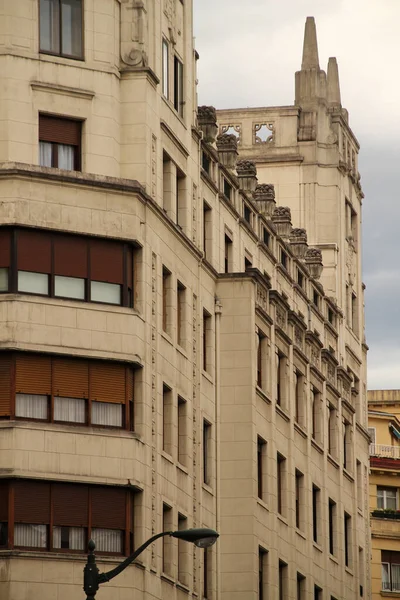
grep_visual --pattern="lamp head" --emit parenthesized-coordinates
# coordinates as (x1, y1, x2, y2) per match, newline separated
(171, 527, 219, 548)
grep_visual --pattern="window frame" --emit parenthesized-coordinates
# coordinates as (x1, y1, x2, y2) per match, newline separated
(39, 0, 84, 61)
(173, 54, 184, 117)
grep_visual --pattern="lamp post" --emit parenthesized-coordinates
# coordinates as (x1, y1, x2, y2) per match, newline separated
(83, 527, 219, 600)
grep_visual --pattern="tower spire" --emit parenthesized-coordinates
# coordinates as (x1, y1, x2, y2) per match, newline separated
(327, 57, 341, 107)
(301, 16, 319, 69)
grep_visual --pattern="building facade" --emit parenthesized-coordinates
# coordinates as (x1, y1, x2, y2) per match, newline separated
(0, 3, 369, 600)
(368, 390, 400, 598)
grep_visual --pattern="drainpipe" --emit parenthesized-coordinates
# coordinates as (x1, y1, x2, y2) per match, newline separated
(214, 296, 222, 598)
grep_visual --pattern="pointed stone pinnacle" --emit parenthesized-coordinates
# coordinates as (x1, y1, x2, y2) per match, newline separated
(301, 16, 319, 70)
(327, 57, 341, 106)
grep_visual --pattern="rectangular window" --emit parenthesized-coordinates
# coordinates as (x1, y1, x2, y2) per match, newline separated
(1, 227, 134, 307)
(314, 585, 322, 600)
(257, 330, 267, 389)
(377, 487, 398, 510)
(277, 453, 286, 516)
(279, 560, 288, 600)
(203, 420, 211, 485)
(162, 384, 173, 457)
(380, 552, 400, 591)
(39, 0, 83, 59)
(178, 513, 188, 585)
(328, 499, 336, 555)
(359, 547, 365, 598)
(202, 151, 211, 175)
(244, 204, 251, 224)
(351, 293, 359, 336)
(294, 370, 304, 425)
(344, 512, 351, 568)
(245, 254, 253, 270)
(356, 461, 362, 510)
(203, 202, 212, 261)
(162, 39, 169, 98)
(328, 404, 337, 457)
(257, 437, 267, 501)
(174, 56, 184, 117)
(263, 227, 270, 247)
(177, 281, 186, 348)
(1, 353, 135, 429)
(259, 547, 268, 600)
(39, 114, 81, 171)
(223, 178, 232, 201)
(297, 573, 306, 600)
(276, 352, 287, 408)
(313, 289, 320, 309)
(203, 310, 212, 373)
(295, 470, 304, 530)
(162, 503, 173, 574)
(297, 269, 304, 288)
(176, 167, 186, 229)
(224, 233, 232, 273)
(311, 387, 322, 443)
(280, 249, 288, 269)
(343, 420, 352, 470)
(162, 266, 172, 335)
(178, 397, 187, 466)
(312, 484, 320, 544)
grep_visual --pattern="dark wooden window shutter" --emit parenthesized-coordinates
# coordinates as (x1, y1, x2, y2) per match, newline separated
(17, 229, 52, 273)
(0, 228, 11, 268)
(54, 235, 88, 278)
(0, 354, 12, 417)
(53, 483, 89, 527)
(39, 115, 81, 146)
(15, 354, 52, 395)
(0, 480, 9, 522)
(89, 362, 126, 404)
(91, 487, 126, 529)
(52, 357, 89, 399)
(90, 239, 124, 284)
(14, 480, 50, 524)
(126, 246, 133, 289)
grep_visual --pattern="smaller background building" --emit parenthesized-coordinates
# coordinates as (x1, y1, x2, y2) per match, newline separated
(369, 390, 400, 597)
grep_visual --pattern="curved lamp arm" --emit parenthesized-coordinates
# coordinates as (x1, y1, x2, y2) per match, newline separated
(98, 531, 170, 584)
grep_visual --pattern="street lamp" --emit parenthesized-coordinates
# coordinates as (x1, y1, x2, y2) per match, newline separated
(83, 527, 219, 600)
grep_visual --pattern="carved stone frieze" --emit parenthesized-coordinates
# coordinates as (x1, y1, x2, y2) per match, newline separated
(294, 325, 304, 350)
(276, 305, 287, 331)
(256, 283, 268, 312)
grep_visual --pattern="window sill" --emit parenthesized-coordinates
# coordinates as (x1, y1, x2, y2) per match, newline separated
(277, 514, 288, 526)
(177, 582, 190, 594)
(257, 498, 269, 512)
(0, 549, 144, 565)
(0, 419, 142, 440)
(161, 99, 187, 129)
(275, 404, 290, 423)
(345, 566, 353, 576)
(176, 344, 188, 360)
(202, 482, 214, 496)
(161, 573, 175, 586)
(294, 422, 307, 438)
(327, 454, 340, 469)
(161, 331, 174, 346)
(311, 438, 324, 454)
(177, 462, 189, 475)
(343, 468, 355, 483)
(256, 386, 271, 404)
(295, 528, 306, 540)
(329, 554, 339, 564)
(201, 370, 214, 384)
(313, 541, 323, 553)
(161, 451, 175, 465)
(381, 592, 400, 597)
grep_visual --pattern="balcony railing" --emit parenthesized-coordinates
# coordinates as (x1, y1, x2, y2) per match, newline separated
(370, 444, 400, 459)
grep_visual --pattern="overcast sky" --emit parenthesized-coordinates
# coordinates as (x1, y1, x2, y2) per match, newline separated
(193, 0, 400, 390)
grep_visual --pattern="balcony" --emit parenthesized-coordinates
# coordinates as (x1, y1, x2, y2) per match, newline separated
(370, 444, 400, 459)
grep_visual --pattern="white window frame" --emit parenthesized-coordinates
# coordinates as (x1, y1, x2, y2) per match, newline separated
(377, 487, 398, 510)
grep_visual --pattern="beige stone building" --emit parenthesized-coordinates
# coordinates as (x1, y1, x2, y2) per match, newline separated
(368, 390, 400, 598)
(0, 3, 369, 600)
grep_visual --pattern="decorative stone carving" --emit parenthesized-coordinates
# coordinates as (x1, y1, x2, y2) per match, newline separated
(254, 123, 274, 144)
(272, 206, 292, 238)
(220, 124, 241, 144)
(305, 247, 323, 279)
(294, 325, 304, 349)
(276, 306, 287, 331)
(256, 283, 268, 312)
(298, 110, 316, 141)
(198, 106, 218, 143)
(252, 183, 276, 218)
(236, 160, 257, 192)
(164, 0, 177, 44)
(289, 227, 308, 259)
(121, 1, 148, 67)
(216, 133, 238, 169)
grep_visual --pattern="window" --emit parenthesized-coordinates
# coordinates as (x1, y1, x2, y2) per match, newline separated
(162, 504, 173, 575)
(314, 585, 322, 600)
(359, 547, 365, 598)
(0, 227, 134, 307)
(313, 289, 320, 309)
(203, 203, 212, 261)
(259, 547, 268, 600)
(162, 266, 172, 334)
(176, 167, 187, 229)
(162, 384, 173, 456)
(294, 370, 305, 425)
(203, 310, 212, 373)
(328, 404, 337, 457)
(257, 437, 267, 501)
(297, 573, 306, 600)
(177, 281, 186, 347)
(174, 56, 184, 117)
(202, 150, 211, 175)
(351, 293, 359, 336)
(162, 39, 169, 98)
(343, 420, 352, 471)
(328, 307, 335, 326)
(178, 513, 188, 585)
(279, 560, 288, 600)
(263, 227, 270, 247)
(223, 178, 232, 201)
(311, 387, 322, 443)
(224, 233, 232, 273)
(39, 114, 81, 171)
(178, 397, 187, 466)
(328, 499, 336, 555)
(276, 351, 287, 408)
(378, 487, 398, 510)
(368, 427, 376, 445)
(295, 470, 304, 530)
(39, 0, 83, 59)
(312, 485, 320, 544)
(0, 479, 134, 554)
(244, 254, 252, 270)
(356, 461, 362, 510)
(203, 420, 211, 485)
(277, 453, 286, 516)
(0, 352, 135, 429)
(280, 249, 288, 269)
(346, 200, 358, 244)
(344, 512, 352, 568)
(244, 204, 251, 224)
(297, 269, 304, 289)
(382, 551, 400, 592)
(257, 330, 267, 390)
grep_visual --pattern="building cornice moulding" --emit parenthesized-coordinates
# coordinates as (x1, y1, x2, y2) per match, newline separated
(30, 81, 95, 100)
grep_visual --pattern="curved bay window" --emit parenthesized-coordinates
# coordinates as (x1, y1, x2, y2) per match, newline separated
(0, 352, 135, 430)
(0, 227, 134, 307)
(0, 479, 134, 555)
